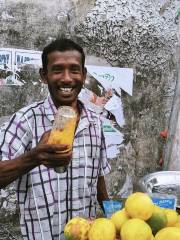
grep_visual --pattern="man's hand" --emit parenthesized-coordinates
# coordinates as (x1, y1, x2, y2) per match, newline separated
(27, 131, 72, 168)
(0, 131, 73, 188)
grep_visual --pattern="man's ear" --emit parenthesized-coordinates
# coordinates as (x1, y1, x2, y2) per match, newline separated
(39, 68, 48, 84)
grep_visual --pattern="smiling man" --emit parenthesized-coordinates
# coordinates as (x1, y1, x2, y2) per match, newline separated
(0, 39, 111, 240)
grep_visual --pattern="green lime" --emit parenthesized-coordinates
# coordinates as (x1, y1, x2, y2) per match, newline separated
(146, 212, 167, 235)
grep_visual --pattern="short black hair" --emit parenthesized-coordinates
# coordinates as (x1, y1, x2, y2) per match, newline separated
(42, 38, 85, 71)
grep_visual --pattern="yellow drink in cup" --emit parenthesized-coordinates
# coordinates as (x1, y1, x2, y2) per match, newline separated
(48, 106, 77, 173)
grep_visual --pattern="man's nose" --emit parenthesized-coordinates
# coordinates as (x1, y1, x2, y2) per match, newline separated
(62, 70, 72, 83)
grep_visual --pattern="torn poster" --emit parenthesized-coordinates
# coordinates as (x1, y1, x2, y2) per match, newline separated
(102, 120, 123, 159)
(79, 88, 125, 158)
(0, 47, 41, 85)
(79, 87, 109, 114)
(104, 94, 125, 127)
(86, 65, 133, 96)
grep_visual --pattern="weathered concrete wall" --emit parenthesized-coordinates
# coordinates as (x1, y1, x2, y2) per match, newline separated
(73, 0, 179, 196)
(0, 0, 95, 49)
(0, 0, 179, 233)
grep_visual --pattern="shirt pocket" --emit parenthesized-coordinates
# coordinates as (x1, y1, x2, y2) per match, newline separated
(75, 126, 102, 159)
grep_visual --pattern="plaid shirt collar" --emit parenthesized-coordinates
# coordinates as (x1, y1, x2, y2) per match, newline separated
(43, 95, 97, 135)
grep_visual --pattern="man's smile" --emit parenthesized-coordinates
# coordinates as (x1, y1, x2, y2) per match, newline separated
(58, 87, 73, 93)
(57, 86, 75, 97)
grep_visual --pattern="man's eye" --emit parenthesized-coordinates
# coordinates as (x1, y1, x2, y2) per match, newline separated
(71, 67, 80, 73)
(53, 68, 63, 73)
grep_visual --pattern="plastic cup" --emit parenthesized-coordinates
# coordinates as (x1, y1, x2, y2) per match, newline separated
(48, 106, 77, 173)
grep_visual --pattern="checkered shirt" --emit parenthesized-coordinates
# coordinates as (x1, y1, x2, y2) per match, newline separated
(0, 95, 111, 240)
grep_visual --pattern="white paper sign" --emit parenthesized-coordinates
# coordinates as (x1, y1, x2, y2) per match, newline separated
(86, 65, 133, 96)
(106, 145, 120, 159)
(102, 121, 123, 159)
(103, 122, 123, 146)
(15, 49, 41, 67)
(104, 94, 125, 127)
(0, 47, 41, 85)
(0, 49, 12, 70)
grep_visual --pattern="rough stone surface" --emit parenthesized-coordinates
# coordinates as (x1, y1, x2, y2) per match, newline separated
(0, 0, 179, 235)
(73, 0, 179, 195)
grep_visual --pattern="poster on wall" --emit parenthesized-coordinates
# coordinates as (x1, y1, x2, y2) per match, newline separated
(79, 66, 133, 158)
(15, 49, 42, 68)
(86, 65, 133, 96)
(0, 47, 41, 86)
(0, 49, 12, 69)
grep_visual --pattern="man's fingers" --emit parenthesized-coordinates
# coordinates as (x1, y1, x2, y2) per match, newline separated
(41, 151, 72, 167)
(49, 150, 72, 159)
(39, 131, 51, 144)
(43, 144, 70, 153)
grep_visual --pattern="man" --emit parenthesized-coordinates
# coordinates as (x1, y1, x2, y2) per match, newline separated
(0, 38, 111, 240)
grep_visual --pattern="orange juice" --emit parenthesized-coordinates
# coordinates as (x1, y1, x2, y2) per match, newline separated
(48, 117, 77, 148)
(48, 106, 77, 173)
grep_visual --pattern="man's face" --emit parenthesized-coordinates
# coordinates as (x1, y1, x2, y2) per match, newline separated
(41, 50, 86, 108)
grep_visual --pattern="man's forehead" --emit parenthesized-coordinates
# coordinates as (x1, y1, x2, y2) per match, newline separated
(46, 50, 83, 67)
(47, 50, 82, 60)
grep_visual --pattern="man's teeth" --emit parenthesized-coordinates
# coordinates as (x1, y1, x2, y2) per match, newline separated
(59, 87, 73, 92)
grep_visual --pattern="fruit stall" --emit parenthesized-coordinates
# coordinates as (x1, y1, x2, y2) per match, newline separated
(64, 171, 180, 240)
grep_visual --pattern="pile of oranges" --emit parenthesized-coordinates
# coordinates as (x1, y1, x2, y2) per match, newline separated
(64, 192, 180, 240)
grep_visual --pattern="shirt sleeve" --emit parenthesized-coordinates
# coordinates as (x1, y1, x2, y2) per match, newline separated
(99, 129, 111, 176)
(0, 113, 32, 161)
